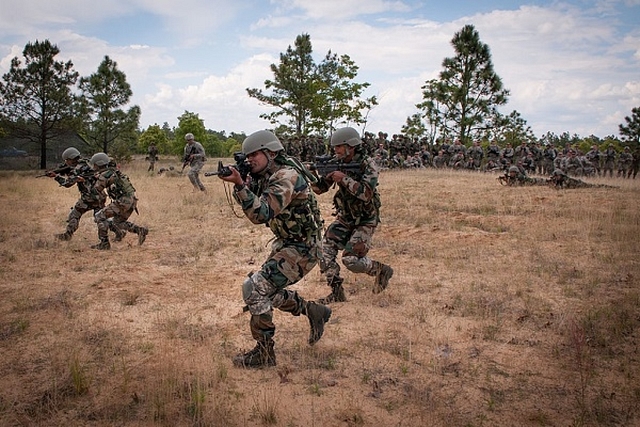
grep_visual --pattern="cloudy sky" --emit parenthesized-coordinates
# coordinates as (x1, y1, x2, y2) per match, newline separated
(1, 0, 639, 138)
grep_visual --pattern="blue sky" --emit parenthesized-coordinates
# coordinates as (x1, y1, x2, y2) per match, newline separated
(1, 0, 639, 138)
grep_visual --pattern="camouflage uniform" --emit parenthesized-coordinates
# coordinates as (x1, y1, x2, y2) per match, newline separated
(92, 158, 148, 249)
(602, 146, 617, 177)
(312, 137, 393, 302)
(617, 147, 633, 178)
(549, 169, 616, 189)
(184, 137, 207, 191)
(54, 158, 107, 241)
(147, 144, 158, 172)
(227, 130, 331, 368)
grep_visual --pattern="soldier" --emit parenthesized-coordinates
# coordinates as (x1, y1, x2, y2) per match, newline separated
(501, 143, 515, 166)
(183, 133, 207, 191)
(90, 153, 148, 250)
(585, 145, 602, 176)
(631, 145, 640, 179)
(147, 143, 158, 172)
(499, 165, 547, 186)
(602, 144, 617, 177)
(542, 143, 558, 175)
(217, 130, 331, 368)
(549, 169, 616, 189)
(617, 146, 633, 178)
(311, 127, 393, 303)
(467, 141, 484, 170)
(49, 147, 116, 241)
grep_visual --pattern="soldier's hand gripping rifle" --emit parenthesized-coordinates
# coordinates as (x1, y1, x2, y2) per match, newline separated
(204, 152, 252, 180)
(309, 154, 362, 178)
(180, 145, 197, 173)
(35, 164, 73, 178)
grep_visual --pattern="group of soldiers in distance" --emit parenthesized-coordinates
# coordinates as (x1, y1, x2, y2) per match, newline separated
(279, 131, 639, 180)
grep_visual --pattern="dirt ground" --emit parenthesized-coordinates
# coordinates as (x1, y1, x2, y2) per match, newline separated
(0, 162, 639, 426)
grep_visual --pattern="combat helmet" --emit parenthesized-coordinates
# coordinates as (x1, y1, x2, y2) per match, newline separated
(242, 130, 284, 155)
(185, 133, 194, 141)
(330, 127, 362, 147)
(90, 152, 110, 168)
(508, 165, 519, 174)
(61, 147, 81, 161)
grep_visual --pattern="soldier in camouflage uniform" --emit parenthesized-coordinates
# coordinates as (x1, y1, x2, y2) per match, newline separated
(90, 153, 149, 250)
(617, 146, 633, 178)
(50, 147, 114, 241)
(217, 130, 331, 368)
(602, 144, 617, 177)
(183, 133, 207, 191)
(311, 127, 393, 303)
(498, 165, 548, 186)
(549, 169, 617, 189)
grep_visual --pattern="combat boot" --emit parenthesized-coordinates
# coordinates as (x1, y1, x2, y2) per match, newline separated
(113, 230, 126, 242)
(232, 340, 276, 368)
(317, 276, 347, 304)
(305, 301, 332, 345)
(373, 262, 393, 294)
(55, 231, 72, 241)
(91, 238, 111, 250)
(137, 227, 148, 245)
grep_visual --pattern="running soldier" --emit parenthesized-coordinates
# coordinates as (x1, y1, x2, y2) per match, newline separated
(217, 130, 331, 368)
(147, 143, 158, 172)
(90, 153, 148, 250)
(48, 147, 118, 242)
(311, 127, 393, 303)
(183, 133, 207, 191)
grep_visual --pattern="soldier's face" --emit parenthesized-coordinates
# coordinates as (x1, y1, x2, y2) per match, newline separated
(334, 144, 352, 161)
(247, 150, 270, 174)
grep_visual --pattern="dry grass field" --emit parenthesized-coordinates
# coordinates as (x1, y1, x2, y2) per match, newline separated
(0, 159, 639, 427)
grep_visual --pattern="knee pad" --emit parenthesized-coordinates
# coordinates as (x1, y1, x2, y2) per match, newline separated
(342, 255, 369, 273)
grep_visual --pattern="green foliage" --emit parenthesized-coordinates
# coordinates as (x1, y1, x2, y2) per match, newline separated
(0, 39, 79, 169)
(619, 106, 640, 145)
(78, 55, 140, 156)
(416, 25, 509, 144)
(247, 33, 375, 137)
(174, 111, 207, 155)
(139, 124, 171, 154)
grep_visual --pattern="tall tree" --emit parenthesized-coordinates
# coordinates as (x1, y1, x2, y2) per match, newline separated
(416, 25, 509, 144)
(487, 110, 536, 145)
(619, 106, 640, 145)
(313, 51, 377, 135)
(0, 39, 79, 169)
(247, 33, 374, 137)
(78, 55, 140, 155)
(247, 34, 316, 137)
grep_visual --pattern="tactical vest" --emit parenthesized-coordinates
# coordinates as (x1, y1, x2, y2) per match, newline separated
(105, 168, 136, 199)
(254, 155, 323, 243)
(332, 154, 381, 225)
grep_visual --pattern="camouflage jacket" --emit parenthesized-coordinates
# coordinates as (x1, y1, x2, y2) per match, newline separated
(233, 160, 322, 244)
(94, 167, 137, 203)
(313, 151, 381, 226)
(54, 159, 105, 205)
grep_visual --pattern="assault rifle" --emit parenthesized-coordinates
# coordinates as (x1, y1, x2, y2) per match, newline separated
(181, 144, 197, 173)
(309, 155, 362, 178)
(35, 164, 73, 178)
(204, 152, 251, 180)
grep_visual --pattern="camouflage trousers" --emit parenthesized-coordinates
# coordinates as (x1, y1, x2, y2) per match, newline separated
(65, 198, 104, 235)
(243, 238, 320, 342)
(94, 196, 142, 240)
(320, 220, 377, 282)
(188, 160, 206, 191)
